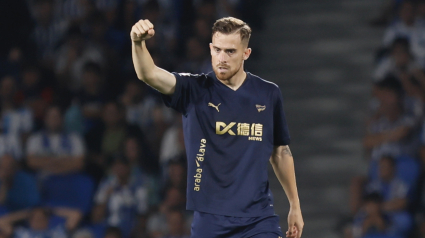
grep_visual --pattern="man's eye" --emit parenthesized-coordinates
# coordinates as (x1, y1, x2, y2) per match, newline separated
(227, 50, 235, 54)
(215, 48, 220, 52)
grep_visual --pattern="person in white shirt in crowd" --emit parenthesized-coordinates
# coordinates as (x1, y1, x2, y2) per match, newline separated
(26, 105, 85, 176)
(30, 0, 70, 64)
(91, 156, 149, 238)
(0, 76, 33, 138)
(0, 134, 23, 161)
(374, 38, 422, 82)
(159, 116, 185, 166)
(365, 77, 420, 162)
(382, 1, 416, 47)
(55, 26, 104, 92)
(120, 80, 157, 132)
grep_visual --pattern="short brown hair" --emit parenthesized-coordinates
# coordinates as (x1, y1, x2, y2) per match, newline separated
(212, 17, 252, 45)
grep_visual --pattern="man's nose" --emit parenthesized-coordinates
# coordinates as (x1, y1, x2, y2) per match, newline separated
(218, 51, 227, 63)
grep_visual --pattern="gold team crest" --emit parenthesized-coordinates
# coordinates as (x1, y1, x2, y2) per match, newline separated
(256, 104, 266, 112)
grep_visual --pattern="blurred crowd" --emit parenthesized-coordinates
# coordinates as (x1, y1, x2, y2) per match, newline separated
(345, 1, 425, 238)
(0, 0, 266, 238)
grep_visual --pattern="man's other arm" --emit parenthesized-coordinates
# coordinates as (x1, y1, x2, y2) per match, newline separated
(270, 145, 304, 238)
(131, 19, 176, 95)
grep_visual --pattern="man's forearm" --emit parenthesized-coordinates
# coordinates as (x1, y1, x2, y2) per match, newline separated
(27, 156, 55, 170)
(132, 41, 156, 82)
(131, 41, 176, 95)
(270, 145, 300, 208)
(363, 126, 410, 148)
(47, 156, 84, 174)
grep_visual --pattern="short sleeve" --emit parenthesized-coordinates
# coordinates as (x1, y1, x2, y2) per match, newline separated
(272, 86, 291, 145)
(94, 179, 113, 204)
(161, 73, 205, 116)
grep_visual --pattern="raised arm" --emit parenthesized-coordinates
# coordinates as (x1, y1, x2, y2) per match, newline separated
(131, 19, 176, 95)
(270, 145, 304, 238)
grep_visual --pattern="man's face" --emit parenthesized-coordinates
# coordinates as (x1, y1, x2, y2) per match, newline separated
(379, 157, 395, 181)
(103, 103, 122, 127)
(400, 2, 415, 25)
(45, 107, 62, 132)
(210, 32, 251, 81)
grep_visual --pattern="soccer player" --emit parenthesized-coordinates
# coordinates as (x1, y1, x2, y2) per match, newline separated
(131, 17, 304, 238)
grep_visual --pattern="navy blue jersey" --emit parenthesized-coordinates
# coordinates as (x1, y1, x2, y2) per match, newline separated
(161, 71, 290, 217)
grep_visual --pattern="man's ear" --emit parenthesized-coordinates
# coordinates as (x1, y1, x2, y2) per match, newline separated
(209, 43, 213, 55)
(243, 48, 252, 60)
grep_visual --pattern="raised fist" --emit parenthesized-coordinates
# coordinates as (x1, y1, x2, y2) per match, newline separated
(130, 19, 155, 42)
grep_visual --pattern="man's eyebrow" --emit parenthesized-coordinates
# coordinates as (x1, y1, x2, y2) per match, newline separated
(213, 46, 236, 51)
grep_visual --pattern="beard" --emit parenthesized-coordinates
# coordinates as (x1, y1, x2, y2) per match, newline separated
(213, 63, 242, 81)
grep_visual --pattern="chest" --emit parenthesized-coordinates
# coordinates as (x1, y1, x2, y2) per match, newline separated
(191, 86, 273, 140)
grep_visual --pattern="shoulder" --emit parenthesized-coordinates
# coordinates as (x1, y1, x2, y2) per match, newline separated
(248, 72, 280, 90)
(173, 72, 214, 87)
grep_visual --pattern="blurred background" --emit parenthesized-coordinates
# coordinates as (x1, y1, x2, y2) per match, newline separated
(0, 0, 424, 237)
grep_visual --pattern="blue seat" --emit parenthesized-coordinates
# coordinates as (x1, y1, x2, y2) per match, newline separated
(41, 173, 95, 214)
(395, 155, 420, 187)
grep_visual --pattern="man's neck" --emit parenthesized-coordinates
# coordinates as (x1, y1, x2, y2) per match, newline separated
(218, 69, 247, 91)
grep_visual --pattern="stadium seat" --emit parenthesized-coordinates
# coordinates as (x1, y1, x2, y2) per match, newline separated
(41, 173, 95, 214)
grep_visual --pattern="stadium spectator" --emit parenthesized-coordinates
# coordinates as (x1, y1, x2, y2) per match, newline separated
(162, 161, 186, 194)
(120, 81, 157, 133)
(129, 215, 149, 238)
(75, 62, 106, 132)
(159, 117, 185, 166)
(104, 226, 122, 238)
(31, 0, 69, 64)
(400, 73, 425, 122)
(26, 105, 85, 176)
(348, 193, 390, 238)
(162, 209, 189, 238)
(143, 105, 171, 159)
(147, 187, 186, 238)
(0, 76, 33, 137)
(374, 38, 418, 81)
(176, 37, 211, 74)
(85, 102, 151, 181)
(55, 25, 104, 91)
(17, 64, 54, 130)
(364, 76, 420, 162)
(366, 156, 410, 213)
(0, 134, 23, 160)
(0, 155, 40, 213)
(91, 157, 149, 238)
(123, 136, 160, 206)
(0, 207, 81, 238)
(382, 1, 417, 47)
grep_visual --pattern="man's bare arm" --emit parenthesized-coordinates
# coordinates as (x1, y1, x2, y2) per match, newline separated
(363, 126, 410, 149)
(131, 19, 176, 95)
(270, 145, 304, 238)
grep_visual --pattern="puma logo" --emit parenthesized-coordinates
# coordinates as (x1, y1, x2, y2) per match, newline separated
(256, 104, 266, 112)
(208, 102, 221, 112)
